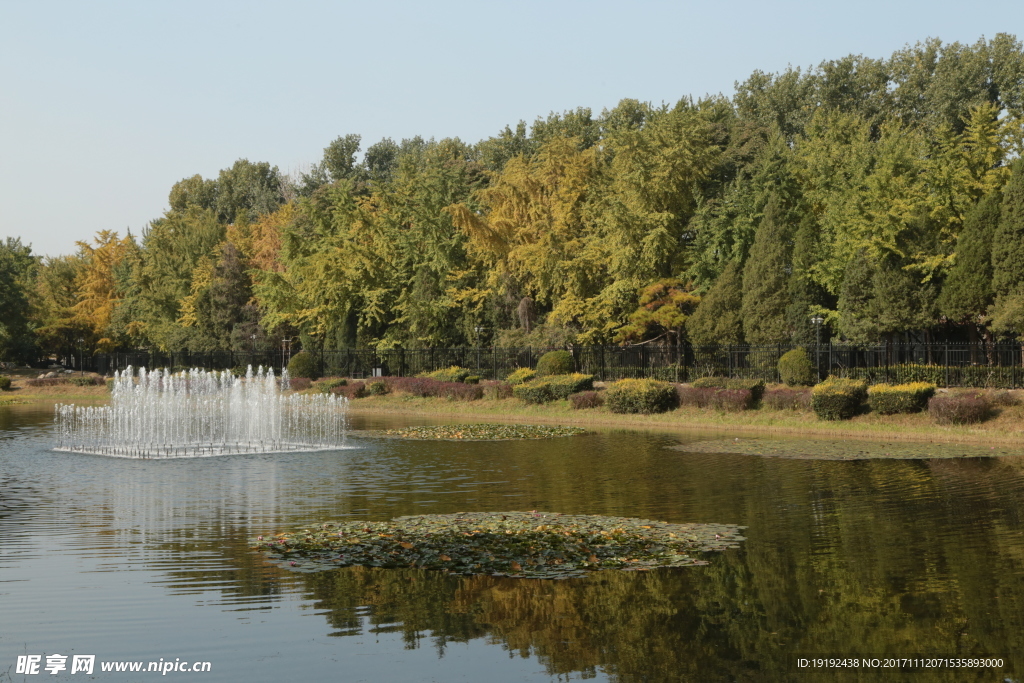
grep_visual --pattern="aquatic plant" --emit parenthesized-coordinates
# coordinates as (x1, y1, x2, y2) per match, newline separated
(254, 511, 745, 578)
(379, 424, 584, 440)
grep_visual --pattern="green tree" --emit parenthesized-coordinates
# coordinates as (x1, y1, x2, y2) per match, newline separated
(939, 190, 1001, 337)
(687, 261, 744, 346)
(0, 238, 38, 362)
(741, 196, 791, 343)
(991, 161, 1024, 338)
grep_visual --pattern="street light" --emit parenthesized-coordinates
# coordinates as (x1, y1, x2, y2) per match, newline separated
(77, 337, 85, 376)
(810, 316, 824, 380)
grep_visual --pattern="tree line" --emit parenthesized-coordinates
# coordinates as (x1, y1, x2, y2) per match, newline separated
(3, 35, 1024, 365)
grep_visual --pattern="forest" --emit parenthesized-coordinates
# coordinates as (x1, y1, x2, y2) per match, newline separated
(2, 34, 1024, 364)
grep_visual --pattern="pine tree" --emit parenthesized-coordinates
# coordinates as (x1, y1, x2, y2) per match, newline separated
(837, 252, 878, 343)
(687, 260, 744, 346)
(741, 196, 791, 344)
(786, 214, 832, 343)
(991, 161, 1024, 337)
(938, 190, 1001, 331)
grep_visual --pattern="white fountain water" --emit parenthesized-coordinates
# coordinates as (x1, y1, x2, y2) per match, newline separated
(54, 365, 348, 458)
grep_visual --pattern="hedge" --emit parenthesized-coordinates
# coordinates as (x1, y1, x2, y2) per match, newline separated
(536, 350, 573, 376)
(690, 377, 765, 402)
(811, 377, 867, 420)
(928, 393, 992, 425)
(421, 366, 472, 383)
(505, 368, 537, 385)
(763, 387, 812, 411)
(570, 390, 604, 409)
(316, 378, 348, 393)
(513, 382, 554, 404)
(545, 373, 594, 399)
(287, 352, 319, 380)
(778, 348, 816, 386)
(867, 382, 936, 414)
(605, 379, 679, 414)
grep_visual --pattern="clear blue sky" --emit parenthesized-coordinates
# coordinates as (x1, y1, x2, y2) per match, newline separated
(2, 0, 1022, 257)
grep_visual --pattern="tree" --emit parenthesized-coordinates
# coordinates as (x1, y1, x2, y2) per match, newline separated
(939, 190, 1001, 336)
(991, 161, 1024, 338)
(614, 279, 700, 344)
(786, 215, 833, 343)
(0, 238, 38, 362)
(216, 159, 285, 224)
(741, 196, 791, 343)
(687, 261, 744, 346)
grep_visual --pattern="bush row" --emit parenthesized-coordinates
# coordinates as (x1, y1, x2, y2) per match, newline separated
(866, 382, 936, 415)
(605, 379, 679, 414)
(512, 374, 595, 404)
(676, 386, 756, 411)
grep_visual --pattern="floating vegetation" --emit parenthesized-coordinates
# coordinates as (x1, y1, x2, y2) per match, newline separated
(0, 398, 31, 406)
(674, 437, 1024, 460)
(374, 424, 586, 441)
(254, 511, 745, 578)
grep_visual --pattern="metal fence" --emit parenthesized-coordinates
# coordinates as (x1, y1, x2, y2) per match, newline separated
(91, 342, 1024, 388)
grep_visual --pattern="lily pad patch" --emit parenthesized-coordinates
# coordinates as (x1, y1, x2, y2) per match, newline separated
(254, 511, 745, 578)
(373, 424, 586, 441)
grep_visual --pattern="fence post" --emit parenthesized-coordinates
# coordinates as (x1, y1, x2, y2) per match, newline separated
(944, 344, 949, 388)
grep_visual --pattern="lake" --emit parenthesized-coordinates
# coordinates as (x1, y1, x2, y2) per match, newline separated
(2, 403, 1023, 682)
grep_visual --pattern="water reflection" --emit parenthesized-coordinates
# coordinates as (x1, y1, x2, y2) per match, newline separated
(2, 405, 1024, 681)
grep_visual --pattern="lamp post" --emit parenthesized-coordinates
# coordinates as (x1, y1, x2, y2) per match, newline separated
(250, 334, 257, 368)
(77, 337, 85, 376)
(810, 316, 824, 380)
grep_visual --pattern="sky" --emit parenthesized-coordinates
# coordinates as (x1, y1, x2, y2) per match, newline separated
(2, 0, 1022, 257)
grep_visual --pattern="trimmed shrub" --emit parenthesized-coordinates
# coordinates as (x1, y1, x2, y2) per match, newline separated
(0, 376, 11, 391)
(545, 373, 594, 400)
(464, 376, 480, 385)
(26, 377, 69, 387)
(778, 348, 816, 386)
(288, 377, 312, 392)
(368, 380, 389, 396)
(482, 381, 513, 400)
(332, 381, 366, 399)
(287, 351, 319, 380)
(929, 393, 992, 425)
(570, 390, 604, 409)
(677, 385, 755, 411)
(422, 366, 472, 383)
(690, 377, 764, 402)
(811, 377, 867, 420)
(505, 367, 537, 385)
(536, 350, 573, 376)
(513, 381, 554, 404)
(605, 379, 679, 414)
(763, 387, 812, 411)
(438, 382, 483, 401)
(68, 376, 104, 387)
(867, 382, 936, 415)
(988, 390, 1021, 407)
(316, 378, 348, 393)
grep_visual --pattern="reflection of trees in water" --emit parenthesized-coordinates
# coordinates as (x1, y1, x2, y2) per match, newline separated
(286, 457, 1024, 682)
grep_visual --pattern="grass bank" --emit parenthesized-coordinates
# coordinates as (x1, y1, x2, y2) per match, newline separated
(344, 392, 1024, 446)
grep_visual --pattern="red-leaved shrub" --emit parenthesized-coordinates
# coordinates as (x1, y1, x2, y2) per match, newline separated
(676, 385, 755, 411)
(482, 381, 513, 400)
(763, 387, 812, 411)
(928, 393, 991, 425)
(570, 390, 604, 409)
(333, 381, 366, 399)
(288, 377, 312, 391)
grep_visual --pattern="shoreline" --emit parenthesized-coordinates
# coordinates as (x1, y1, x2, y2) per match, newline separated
(5, 377, 1023, 448)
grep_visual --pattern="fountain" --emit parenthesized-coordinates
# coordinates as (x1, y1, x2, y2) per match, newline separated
(55, 366, 348, 458)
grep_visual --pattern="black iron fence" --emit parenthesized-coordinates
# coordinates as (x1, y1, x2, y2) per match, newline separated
(90, 342, 1024, 389)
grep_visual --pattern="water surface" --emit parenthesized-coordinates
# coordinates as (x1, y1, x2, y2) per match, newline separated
(2, 404, 1024, 682)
